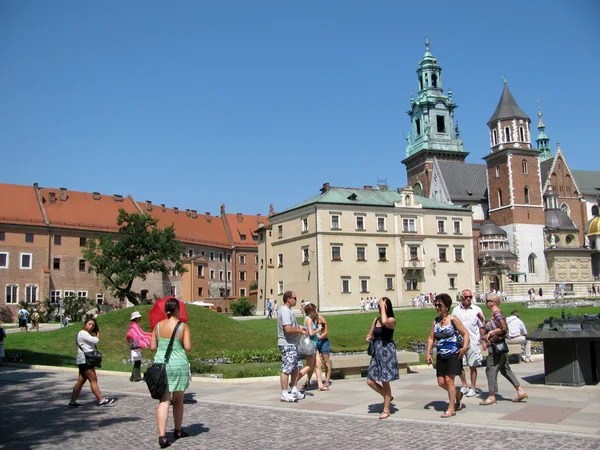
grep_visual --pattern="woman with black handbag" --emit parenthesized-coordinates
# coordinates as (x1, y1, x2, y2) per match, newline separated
(479, 294, 528, 406)
(69, 317, 115, 407)
(150, 298, 192, 448)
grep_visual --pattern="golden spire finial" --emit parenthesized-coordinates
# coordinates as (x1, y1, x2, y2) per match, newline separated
(425, 34, 430, 49)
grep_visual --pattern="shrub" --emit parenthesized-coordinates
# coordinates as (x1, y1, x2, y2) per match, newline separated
(38, 299, 58, 323)
(189, 361, 214, 374)
(230, 297, 255, 316)
(63, 295, 96, 322)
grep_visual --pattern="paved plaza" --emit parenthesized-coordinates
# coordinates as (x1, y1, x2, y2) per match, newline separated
(1, 358, 599, 449)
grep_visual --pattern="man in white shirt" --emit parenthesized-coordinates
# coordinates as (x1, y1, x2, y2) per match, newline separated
(452, 289, 485, 397)
(506, 310, 532, 362)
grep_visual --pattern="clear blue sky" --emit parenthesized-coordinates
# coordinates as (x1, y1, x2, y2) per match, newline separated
(1, 1, 599, 216)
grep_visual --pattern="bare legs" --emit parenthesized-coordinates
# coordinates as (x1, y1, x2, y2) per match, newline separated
(437, 375, 458, 415)
(298, 354, 316, 387)
(70, 368, 103, 403)
(172, 391, 185, 431)
(367, 379, 392, 417)
(281, 367, 300, 390)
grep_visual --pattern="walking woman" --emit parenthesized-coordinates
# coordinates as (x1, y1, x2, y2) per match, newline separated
(315, 309, 332, 390)
(69, 317, 115, 407)
(365, 297, 398, 419)
(425, 293, 469, 418)
(479, 294, 528, 406)
(298, 303, 321, 389)
(151, 298, 192, 448)
(126, 311, 152, 382)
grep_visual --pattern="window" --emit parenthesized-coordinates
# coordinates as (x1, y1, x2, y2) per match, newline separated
(378, 246, 387, 261)
(524, 186, 530, 204)
(439, 248, 447, 262)
(201, 250, 205, 256)
(403, 218, 416, 232)
(436, 115, 445, 133)
(561, 203, 570, 217)
(25, 233, 34, 243)
(255, 271, 259, 280)
(227, 271, 232, 281)
(409, 246, 418, 260)
(495, 165, 500, 178)
(356, 216, 365, 231)
(188, 249, 194, 257)
(198, 287, 203, 296)
(356, 246, 366, 261)
(301, 217, 308, 233)
(0, 231, 4, 241)
(449, 276, 456, 290)
(505, 126, 511, 142)
(240, 234, 247, 241)
(64, 290, 75, 299)
(519, 127, 525, 142)
(341, 278, 351, 294)
(278, 225, 283, 239)
(240, 288, 246, 297)
(498, 188, 503, 207)
(406, 279, 418, 291)
(197, 265, 204, 277)
(54, 235, 62, 246)
(227, 254, 231, 263)
(240, 254, 246, 264)
(255, 255, 259, 264)
(278, 281, 284, 295)
(592, 205, 599, 216)
(79, 237, 87, 247)
(522, 159, 528, 174)
(453, 221, 461, 234)
(360, 278, 369, 293)
(6, 284, 18, 303)
(79, 259, 86, 272)
(493, 130, 498, 146)
(386, 277, 394, 291)
(331, 215, 340, 230)
(210, 270, 215, 279)
(528, 253, 537, 274)
(25, 284, 37, 303)
(170, 286, 177, 296)
(239, 271, 246, 281)
(210, 252, 214, 261)
(332, 246, 341, 261)
(302, 247, 310, 263)
(455, 248, 463, 261)
(20, 253, 32, 269)
(219, 253, 224, 262)
(437, 220, 446, 233)
(50, 290, 61, 303)
(277, 254, 283, 267)
(0, 252, 8, 269)
(219, 270, 224, 281)
(96, 293, 104, 304)
(77, 290, 88, 299)
(171, 269, 178, 276)
(377, 217, 386, 232)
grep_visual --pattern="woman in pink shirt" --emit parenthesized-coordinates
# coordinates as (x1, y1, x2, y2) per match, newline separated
(126, 311, 152, 382)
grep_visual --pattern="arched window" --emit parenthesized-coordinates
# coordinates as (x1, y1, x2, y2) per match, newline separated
(566, 234, 575, 246)
(431, 74, 438, 88)
(505, 126, 512, 142)
(528, 253, 537, 274)
(413, 182, 423, 196)
(524, 186, 530, 204)
(519, 127, 525, 142)
(405, 194, 412, 206)
(522, 159, 528, 174)
(495, 165, 500, 178)
(561, 203, 570, 217)
(498, 188, 503, 207)
(592, 205, 599, 216)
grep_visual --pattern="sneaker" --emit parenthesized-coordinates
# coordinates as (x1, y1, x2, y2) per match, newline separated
(460, 386, 469, 395)
(98, 398, 115, 406)
(280, 393, 297, 403)
(466, 388, 476, 397)
(68, 402, 81, 408)
(293, 390, 305, 400)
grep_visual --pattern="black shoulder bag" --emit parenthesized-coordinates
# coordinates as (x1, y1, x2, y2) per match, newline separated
(77, 334, 103, 368)
(145, 321, 182, 400)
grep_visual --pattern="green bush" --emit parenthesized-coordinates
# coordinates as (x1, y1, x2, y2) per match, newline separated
(230, 297, 255, 316)
(224, 348, 280, 364)
(38, 299, 58, 323)
(190, 361, 214, 374)
(63, 295, 97, 322)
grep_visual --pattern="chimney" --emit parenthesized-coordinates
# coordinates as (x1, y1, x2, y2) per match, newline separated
(269, 204, 275, 217)
(48, 192, 56, 203)
(161, 204, 166, 212)
(145, 200, 152, 211)
(205, 212, 211, 222)
(173, 207, 179, 214)
(113, 194, 123, 202)
(220, 204, 226, 215)
(92, 192, 101, 200)
(191, 210, 197, 219)
(186, 209, 191, 217)
(33, 182, 39, 189)
(364, 185, 372, 191)
(59, 187, 67, 201)
(237, 213, 243, 223)
(320, 182, 330, 193)
(258, 221, 264, 228)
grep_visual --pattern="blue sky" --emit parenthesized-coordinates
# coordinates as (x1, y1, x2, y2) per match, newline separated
(1, 1, 599, 216)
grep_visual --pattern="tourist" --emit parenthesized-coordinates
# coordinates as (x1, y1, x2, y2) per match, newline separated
(63, 313, 72, 327)
(452, 289, 485, 397)
(150, 298, 192, 448)
(31, 309, 40, 331)
(593, 284, 597, 297)
(266, 299, 273, 319)
(17, 306, 29, 332)
(365, 297, 398, 419)
(273, 300, 278, 317)
(126, 311, 152, 382)
(0, 320, 6, 364)
(314, 306, 332, 389)
(278, 291, 308, 402)
(554, 288, 559, 300)
(360, 297, 365, 312)
(298, 303, 321, 390)
(538, 287, 543, 298)
(69, 317, 115, 408)
(426, 293, 469, 418)
(479, 294, 528, 406)
(506, 310, 532, 363)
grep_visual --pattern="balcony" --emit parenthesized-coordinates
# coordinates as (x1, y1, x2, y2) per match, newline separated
(402, 259, 424, 269)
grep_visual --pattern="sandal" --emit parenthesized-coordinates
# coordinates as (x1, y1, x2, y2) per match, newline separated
(318, 386, 331, 391)
(173, 429, 189, 440)
(301, 381, 310, 389)
(441, 411, 456, 418)
(512, 393, 528, 403)
(379, 411, 391, 420)
(158, 436, 171, 448)
(479, 398, 497, 406)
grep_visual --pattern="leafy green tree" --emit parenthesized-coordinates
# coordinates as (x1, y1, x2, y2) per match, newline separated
(38, 299, 58, 323)
(249, 280, 258, 290)
(83, 209, 187, 306)
(63, 294, 96, 322)
(230, 297, 255, 316)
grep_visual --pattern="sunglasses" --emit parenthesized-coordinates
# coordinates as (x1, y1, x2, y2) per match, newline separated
(434, 303, 443, 308)
(463, 295, 473, 299)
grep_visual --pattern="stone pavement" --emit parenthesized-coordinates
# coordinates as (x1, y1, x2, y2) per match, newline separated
(1, 357, 599, 449)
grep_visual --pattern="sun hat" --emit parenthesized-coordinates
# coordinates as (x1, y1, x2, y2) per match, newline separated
(130, 311, 142, 321)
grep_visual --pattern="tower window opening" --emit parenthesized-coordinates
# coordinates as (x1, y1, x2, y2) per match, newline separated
(431, 74, 438, 88)
(561, 203, 570, 217)
(436, 115, 445, 133)
(498, 188, 503, 207)
(524, 186, 530, 204)
(416, 119, 421, 136)
(592, 205, 599, 216)
(522, 159, 528, 174)
(519, 126, 525, 142)
(528, 253, 537, 274)
(424, 74, 429, 88)
(492, 130, 498, 146)
(419, 76, 423, 90)
(505, 127, 511, 142)
(495, 165, 500, 178)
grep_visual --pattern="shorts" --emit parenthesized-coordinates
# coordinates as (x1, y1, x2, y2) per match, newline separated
(316, 338, 331, 354)
(462, 345, 483, 367)
(279, 345, 302, 375)
(436, 353, 462, 377)
(77, 363, 94, 373)
(19, 319, 27, 328)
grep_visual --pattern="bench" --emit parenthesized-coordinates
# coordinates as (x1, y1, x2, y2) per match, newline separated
(330, 351, 420, 379)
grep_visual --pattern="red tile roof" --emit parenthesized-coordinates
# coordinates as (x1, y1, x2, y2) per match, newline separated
(0, 183, 46, 226)
(225, 213, 269, 247)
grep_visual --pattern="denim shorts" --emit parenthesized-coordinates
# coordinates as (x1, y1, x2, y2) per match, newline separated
(279, 345, 303, 375)
(316, 338, 331, 354)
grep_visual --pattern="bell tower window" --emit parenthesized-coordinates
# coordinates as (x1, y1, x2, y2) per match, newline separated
(519, 127, 525, 142)
(436, 116, 445, 133)
(416, 119, 421, 136)
(495, 166, 500, 178)
(524, 186, 530, 204)
(492, 130, 498, 146)
(505, 127, 512, 142)
(498, 188, 503, 207)
(431, 74, 438, 88)
(522, 159, 528, 174)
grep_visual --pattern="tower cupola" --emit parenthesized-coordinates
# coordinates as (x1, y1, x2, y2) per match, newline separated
(417, 35, 443, 92)
(487, 81, 533, 152)
(536, 106, 552, 161)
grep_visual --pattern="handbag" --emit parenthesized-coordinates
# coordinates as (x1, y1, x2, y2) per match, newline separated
(77, 335, 103, 368)
(367, 340, 376, 356)
(144, 321, 182, 400)
(297, 335, 315, 357)
(490, 339, 509, 354)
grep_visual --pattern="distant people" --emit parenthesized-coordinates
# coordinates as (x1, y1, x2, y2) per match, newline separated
(266, 299, 273, 319)
(273, 300, 278, 316)
(426, 293, 469, 418)
(17, 307, 29, 332)
(560, 287, 565, 299)
(31, 309, 40, 331)
(538, 287, 543, 298)
(479, 294, 528, 406)
(365, 297, 398, 420)
(506, 310, 532, 363)
(277, 291, 308, 402)
(452, 289, 485, 398)
(314, 305, 332, 390)
(298, 303, 321, 390)
(365, 298, 371, 312)
(150, 298, 192, 448)
(554, 289, 559, 300)
(360, 298, 365, 312)
(126, 311, 152, 382)
(0, 320, 6, 364)
(593, 284, 597, 297)
(69, 317, 115, 407)
(300, 299, 307, 316)
(63, 313, 72, 327)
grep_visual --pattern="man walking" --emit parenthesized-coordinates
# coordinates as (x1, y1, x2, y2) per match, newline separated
(452, 289, 485, 397)
(506, 310, 532, 362)
(266, 299, 273, 319)
(278, 291, 308, 402)
(17, 307, 29, 332)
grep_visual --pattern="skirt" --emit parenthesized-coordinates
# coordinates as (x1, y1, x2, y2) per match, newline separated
(367, 340, 399, 383)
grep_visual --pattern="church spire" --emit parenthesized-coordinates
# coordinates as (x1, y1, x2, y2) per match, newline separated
(536, 105, 552, 161)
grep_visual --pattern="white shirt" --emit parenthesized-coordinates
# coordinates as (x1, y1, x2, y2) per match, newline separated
(506, 316, 527, 339)
(452, 303, 484, 346)
(76, 330, 99, 365)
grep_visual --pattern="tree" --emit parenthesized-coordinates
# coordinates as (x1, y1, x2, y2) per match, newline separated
(230, 297, 255, 316)
(83, 209, 186, 306)
(62, 294, 96, 322)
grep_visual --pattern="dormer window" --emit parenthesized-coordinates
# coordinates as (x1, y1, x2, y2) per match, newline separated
(348, 193, 358, 201)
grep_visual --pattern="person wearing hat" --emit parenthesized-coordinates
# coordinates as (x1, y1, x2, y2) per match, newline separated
(31, 309, 40, 332)
(126, 311, 152, 382)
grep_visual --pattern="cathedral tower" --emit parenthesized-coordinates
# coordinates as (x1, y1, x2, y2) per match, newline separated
(402, 36, 467, 197)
